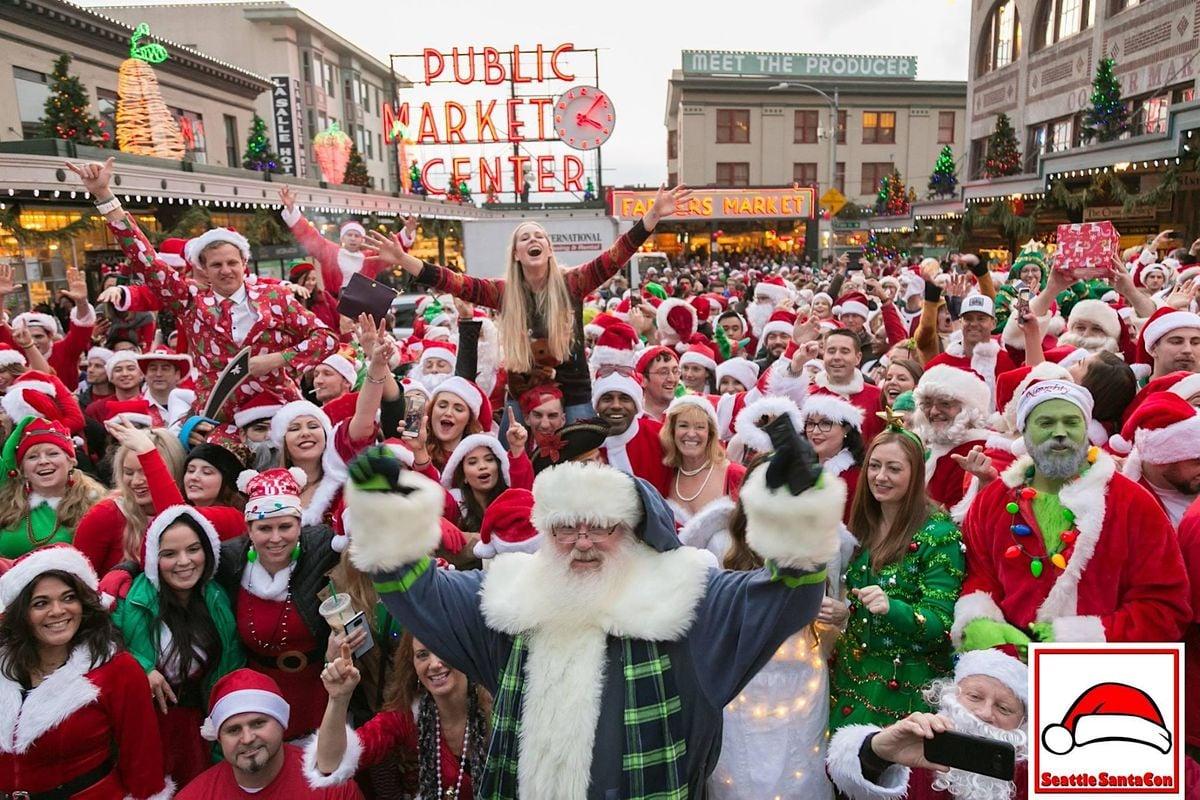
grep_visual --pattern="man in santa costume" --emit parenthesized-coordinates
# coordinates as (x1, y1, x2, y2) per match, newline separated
(678, 342, 718, 394)
(811, 329, 885, 444)
(828, 649, 1029, 800)
(78, 345, 115, 409)
(85, 349, 144, 423)
(756, 309, 796, 369)
(1058, 299, 1122, 355)
(1108, 391, 1200, 526)
(519, 383, 566, 450)
(746, 276, 791, 338)
(178, 668, 361, 798)
(1137, 306, 1200, 379)
(341, 424, 844, 799)
(280, 185, 415, 295)
(911, 364, 993, 509)
(955, 380, 1190, 651)
(925, 294, 1015, 404)
(313, 347, 359, 405)
(591, 371, 672, 496)
(406, 339, 457, 392)
(137, 346, 194, 426)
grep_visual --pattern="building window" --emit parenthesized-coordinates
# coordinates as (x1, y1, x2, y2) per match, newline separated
(978, 0, 1022, 74)
(793, 110, 819, 144)
(224, 115, 238, 167)
(169, 106, 207, 164)
(837, 110, 847, 144)
(715, 162, 750, 187)
(792, 162, 818, 188)
(668, 171, 678, 186)
(1035, 0, 1095, 49)
(862, 111, 896, 144)
(938, 111, 956, 143)
(324, 61, 336, 96)
(377, 132, 383, 159)
(96, 88, 118, 142)
(667, 129, 677, 160)
(13, 66, 50, 139)
(1134, 94, 1170, 135)
(302, 51, 312, 84)
(835, 162, 846, 193)
(1111, 0, 1143, 11)
(716, 109, 750, 143)
(1051, 117, 1074, 151)
(860, 162, 893, 195)
(313, 55, 324, 89)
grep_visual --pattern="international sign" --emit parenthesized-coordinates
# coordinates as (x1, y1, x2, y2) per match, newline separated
(611, 187, 815, 222)
(269, 75, 298, 176)
(682, 50, 917, 80)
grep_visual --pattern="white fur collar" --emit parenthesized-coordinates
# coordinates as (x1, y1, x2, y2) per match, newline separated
(302, 472, 343, 527)
(603, 416, 641, 476)
(815, 369, 864, 396)
(998, 452, 1115, 621)
(241, 560, 296, 601)
(824, 448, 856, 476)
(0, 645, 102, 753)
(28, 493, 62, 510)
(480, 543, 712, 641)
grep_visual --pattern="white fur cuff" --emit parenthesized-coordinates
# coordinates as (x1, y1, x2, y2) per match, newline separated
(952, 590, 1007, 646)
(281, 205, 303, 227)
(302, 726, 363, 788)
(128, 777, 176, 800)
(740, 466, 844, 571)
(1051, 614, 1106, 642)
(345, 470, 444, 573)
(827, 724, 911, 800)
(765, 361, 809, 405)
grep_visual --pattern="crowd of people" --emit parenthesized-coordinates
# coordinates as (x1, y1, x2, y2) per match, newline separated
(0, 155, 1198, 799)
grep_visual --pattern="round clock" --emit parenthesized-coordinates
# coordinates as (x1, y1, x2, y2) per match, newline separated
(553, 85, 616, 150)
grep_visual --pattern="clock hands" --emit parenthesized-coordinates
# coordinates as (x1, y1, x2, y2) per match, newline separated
(575, 113, 604, 130)
(585, 94, 606, 116)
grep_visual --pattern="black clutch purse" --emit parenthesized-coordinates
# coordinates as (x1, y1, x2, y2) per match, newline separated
(337, 272, 398, 324)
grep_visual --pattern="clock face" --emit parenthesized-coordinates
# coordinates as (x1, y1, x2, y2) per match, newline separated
(553, 85, 615, 151)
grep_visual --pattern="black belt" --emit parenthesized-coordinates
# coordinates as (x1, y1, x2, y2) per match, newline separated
(246, 648, 321, 674)
(3, 756, 114, 800)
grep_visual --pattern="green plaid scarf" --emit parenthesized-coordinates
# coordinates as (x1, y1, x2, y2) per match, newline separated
(478, 634, 687, 800)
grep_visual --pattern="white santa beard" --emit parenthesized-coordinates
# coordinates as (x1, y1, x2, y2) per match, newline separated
(911, 408, 980, 447)
(1058, 330, 1118, 354)
(930, 692, 1027, 800)
(529, 535, 640, 628)
(747, 303, 774, 337)
(420, 372, 452, 391)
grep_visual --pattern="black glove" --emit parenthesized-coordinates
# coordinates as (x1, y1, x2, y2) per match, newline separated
(762, 413, 822, 496)
(348, 446, 411, 494)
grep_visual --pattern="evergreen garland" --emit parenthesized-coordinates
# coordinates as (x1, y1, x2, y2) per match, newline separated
(0, 205, 95, 246)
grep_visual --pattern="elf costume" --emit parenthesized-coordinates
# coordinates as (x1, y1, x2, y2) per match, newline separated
(830, 512, 964, 730)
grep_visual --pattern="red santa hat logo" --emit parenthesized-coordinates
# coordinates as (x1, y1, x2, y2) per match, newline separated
(1041, 682, 1171, 755)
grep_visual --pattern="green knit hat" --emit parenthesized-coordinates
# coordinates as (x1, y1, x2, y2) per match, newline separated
(891, 390, 916, 413)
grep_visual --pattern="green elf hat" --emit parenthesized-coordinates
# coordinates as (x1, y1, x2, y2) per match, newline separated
(890, 390, 916, 413)
(642, 282, 668, 301)
(1008, 240, 1049, 288)
(1, 416, 55, 478)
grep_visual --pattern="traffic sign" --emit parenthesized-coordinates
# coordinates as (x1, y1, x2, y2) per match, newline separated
(820, 187, 847, 215)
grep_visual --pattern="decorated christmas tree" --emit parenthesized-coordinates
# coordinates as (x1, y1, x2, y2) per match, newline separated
(928, 145, 958, 197)
(242, 113, 281, 173)
(446, 181, 461, 204)
(39, 55, 109, 146)
(343, 143, 369, 186)
(583, 177, 596, 201)
(408, 160, 426, 196)
(983, 113, 1022, 178)
(116, 23, 184, 159)
(875, 168, 910, 216)
(457, 179, 472, 205)
(1081, 58, 1130, 143)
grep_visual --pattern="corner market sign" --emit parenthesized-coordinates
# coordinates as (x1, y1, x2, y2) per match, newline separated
(683, 51, 917, 80)
(611, 187, 815, 221)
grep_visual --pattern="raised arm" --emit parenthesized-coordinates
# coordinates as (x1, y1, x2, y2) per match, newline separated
(280, 185, 343, 292)
(348, 314, 397, 444)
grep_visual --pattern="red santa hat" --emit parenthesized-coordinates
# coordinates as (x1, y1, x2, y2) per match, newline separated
(440, 433, 512, 488)
(142, 505, 221, 589)
(321, 347, 359, 388)
(1, 372, 67, 425)
(993, 362, 1073, 431)
(655, 298, 697, 344)
(288, 261, 316, 283)
(321, 391, 359, 427)
(799, 393, 865, 432)
(754, 275, 791, 303)
(635, 345, 677, 376)
(233, 390, 288, 429)
(201, 669, 290, 741)
(833, 292, 871, 320)
(591, 321, 641, 371)
(1133, 259, 1172, 288)
(1066, 299, 1121, 340)
(666, 393, 719, 428)
(474, 488, 540, 559)
(157, 237, 189, 269)
(0, 344, 25, 369)
(761, 309, 797, 339)
(1109, 391, 1200, 465)
(715, 357, 759, 392)
(954, 648, 1028, 707)
(518, 384, 563, 417)
(914, 364, 992, 420)
(104, 350, 142, 380)
(432, 377, 492, 426)
(591, 371, 644, 416)
(12, 312, 60, 337)
(340, 220, 366, 238)
(14, 418, 73, 464)
(584, 311, 620, 340)
(136, 346, 192, 375)
(688, 295, 713, 323)
(238, 467, 307, 521)
(0, 544, 99, 613)
(678, 342, 717, 374)
(418, 340, 458, 369)
(183, 227, 251, 269)
(1041, 682, 1170, 755)
(1136, 307, 1200, 364)
(104, 398, 163, 428)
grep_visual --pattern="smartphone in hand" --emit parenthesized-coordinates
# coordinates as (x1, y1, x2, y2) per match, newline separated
(924, 731, 1015, 780)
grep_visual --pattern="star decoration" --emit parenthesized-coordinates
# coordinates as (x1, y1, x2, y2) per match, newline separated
(876, 406, 905, 429)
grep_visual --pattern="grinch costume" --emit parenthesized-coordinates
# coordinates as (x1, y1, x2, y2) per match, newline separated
(830, 512, 964, 731)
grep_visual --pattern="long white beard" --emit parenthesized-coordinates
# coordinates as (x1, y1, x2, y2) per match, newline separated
(1058, 330, 1118, 354)
(528, 534, 639, 631)
(911, 407, 982, 447)
(931, 692, 1028, 800)
(419, 371, 452, 392)
(747, 302, 774, 337)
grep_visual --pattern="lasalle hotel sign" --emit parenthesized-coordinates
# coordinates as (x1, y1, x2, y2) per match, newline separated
(682, 50, 918, 80)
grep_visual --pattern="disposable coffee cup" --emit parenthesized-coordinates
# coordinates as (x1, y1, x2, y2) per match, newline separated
(319, 593, 356, 632)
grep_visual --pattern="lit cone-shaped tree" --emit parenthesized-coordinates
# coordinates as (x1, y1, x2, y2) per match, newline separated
(243, 113, 281, 172)
(116, 24, 184, 159)
(983, 113, 1022, 178)
(1081, 58, 1130, 143)
(313, 122, 352, 184)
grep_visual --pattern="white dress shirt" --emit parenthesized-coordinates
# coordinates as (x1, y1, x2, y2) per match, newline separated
(222, 285, 259, 345)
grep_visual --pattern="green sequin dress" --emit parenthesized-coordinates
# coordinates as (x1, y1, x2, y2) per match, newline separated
(830, 512, 965, 731)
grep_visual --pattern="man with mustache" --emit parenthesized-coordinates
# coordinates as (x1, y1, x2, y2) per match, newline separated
(1137, 306, 1200, 380)
(909, 365, 993, 510)
(1057, 299, 1122, 356)
(954, 380, 1190, 653)
(341, 421, 842, 799)
(828, 650, 1029, 800)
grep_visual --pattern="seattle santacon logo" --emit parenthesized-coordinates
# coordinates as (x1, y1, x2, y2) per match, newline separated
(1040, 682, 1172, 755)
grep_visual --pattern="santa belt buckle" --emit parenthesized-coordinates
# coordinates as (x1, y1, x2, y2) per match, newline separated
(276, 650, 309, 673)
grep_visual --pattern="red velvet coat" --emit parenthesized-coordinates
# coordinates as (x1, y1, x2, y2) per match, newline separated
(1176, 503, 1200, 748)
(926, 438, 987, 510)
(600, 415, 672, 498)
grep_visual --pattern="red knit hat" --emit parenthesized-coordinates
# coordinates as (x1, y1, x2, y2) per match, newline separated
(635, 345, 677, 376)
(238, 467, 307, 521)
(1136, 306, 1200, 364)
(474, 488, 540, 558)
(1109, 391, 1200, 463)
(201, 669, 290, 741)
(102, 397, 163, 428)
(1041, 682, 1170, 755)
(15, 418, 73, 464)
(518, 384, 563, 417)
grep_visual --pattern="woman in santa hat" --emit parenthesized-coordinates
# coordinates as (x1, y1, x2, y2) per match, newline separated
(214, 468, 343, 739)
(0, 417, 106, 558)
(418, 376, 490, 473)
(440, 427, 534, 540)
(660, 396, 746, 525)
(288, 260, 340, 330)
(0, 545, 173, 799)
(111, 505, 245, 786)
(799, 394, 866, 523)
(308, 630, 491, 800)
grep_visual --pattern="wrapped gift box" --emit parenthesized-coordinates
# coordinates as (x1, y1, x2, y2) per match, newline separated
(1053, 221, 1120, 279)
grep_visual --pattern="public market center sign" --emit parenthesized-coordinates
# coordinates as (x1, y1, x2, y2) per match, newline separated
(682, 51, 917, 80)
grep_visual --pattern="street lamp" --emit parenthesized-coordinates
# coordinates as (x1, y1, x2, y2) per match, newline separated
(769, 81, 840, 259)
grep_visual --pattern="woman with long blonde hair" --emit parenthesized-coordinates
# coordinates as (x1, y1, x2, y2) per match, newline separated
(369, 184, 691, 422)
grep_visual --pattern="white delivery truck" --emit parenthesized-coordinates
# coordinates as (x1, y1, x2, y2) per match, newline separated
(627, 252, 670, 287)
(460, 216, 619, 279)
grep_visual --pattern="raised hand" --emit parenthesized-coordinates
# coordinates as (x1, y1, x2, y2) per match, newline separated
(0, 264, 19, 297)
(105, 417, 155, 454)
(403, 214, 418, 235)
(644, 184, 693, 230)
(852, 585, 890, 615)
(506, 416, 529, 455)
(60, 267, 89, 305)
(279, 185, 296, 211)
(869, 712, 954, 772)
(365, 229, 409, 265)
(65, 157, 115, 199)
(319, 642, 361, 701)
(1166, 277, 1198, 310)
(10, 326, 33, 351)
(97, 286, 125, 306)
(951, 444, 999, 484)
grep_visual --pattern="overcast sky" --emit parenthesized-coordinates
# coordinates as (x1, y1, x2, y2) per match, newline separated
(81, 0, 972, 188)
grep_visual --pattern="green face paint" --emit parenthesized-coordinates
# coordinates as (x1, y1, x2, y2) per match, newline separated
(1026, 399, 1088, 446)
